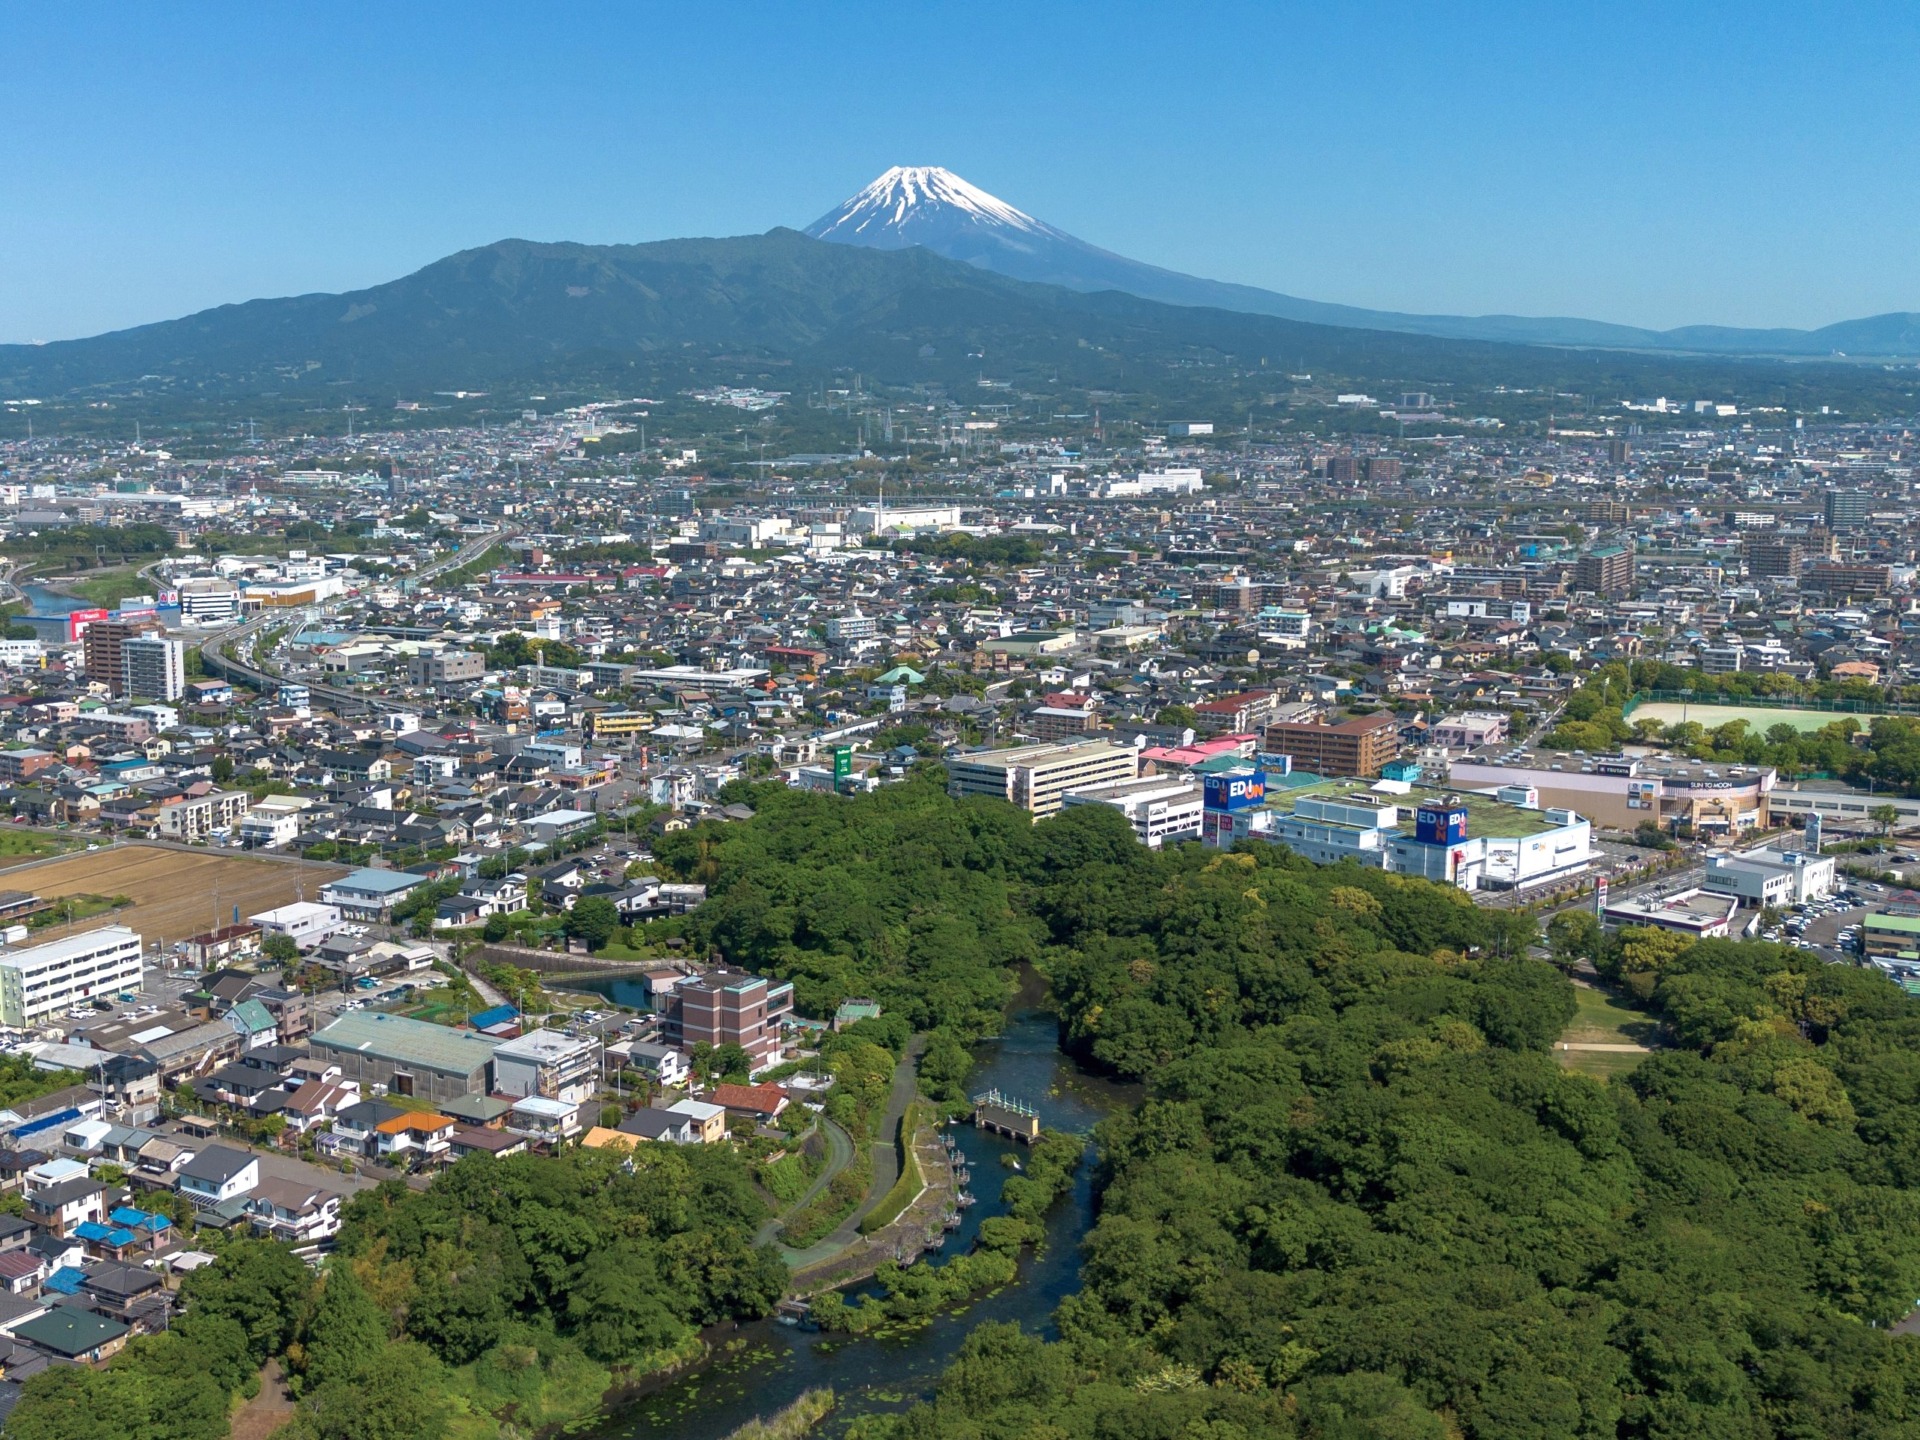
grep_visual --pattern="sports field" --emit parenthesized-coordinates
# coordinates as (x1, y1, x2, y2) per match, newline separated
(1627, 701, 1867, 735)
(0, 844, 348, 946)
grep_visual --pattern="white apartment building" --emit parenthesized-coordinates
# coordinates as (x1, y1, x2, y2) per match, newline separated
(121, 634, 185, 702)
(0, 926, 144, 1027)
(157, 790, 250, 842)
(1061, 776, 1204, 848)
(237, 795, 311, 850)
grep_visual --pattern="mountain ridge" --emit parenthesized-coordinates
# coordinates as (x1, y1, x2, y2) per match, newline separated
(0, 227, 1908, 417)
(806, 166, 1920, 358)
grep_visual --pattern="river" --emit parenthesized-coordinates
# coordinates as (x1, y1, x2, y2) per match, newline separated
(18, 583, 86, 617)
(578, 997, 1137, 1440)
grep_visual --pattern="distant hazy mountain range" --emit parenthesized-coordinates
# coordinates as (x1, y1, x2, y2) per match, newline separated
(2, 166, 1913, 406)
(806, 166, 1920, 358)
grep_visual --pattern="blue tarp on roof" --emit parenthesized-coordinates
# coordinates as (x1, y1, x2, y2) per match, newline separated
(469, 1004, 519, 1031)
(42, 1266, 86, 1295)
(9, 1108, 82, 1140)
(109, 1207, 168, 1232)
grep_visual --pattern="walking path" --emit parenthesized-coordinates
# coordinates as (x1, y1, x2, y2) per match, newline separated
(773, 1035, 927, 1269)
(753, 1118, 853, 1248)
(230, 1358, 295, 1440)
(463, 967, 507, 1008)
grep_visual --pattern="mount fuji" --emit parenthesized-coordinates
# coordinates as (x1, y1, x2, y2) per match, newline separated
(807, 166, 1920, 358)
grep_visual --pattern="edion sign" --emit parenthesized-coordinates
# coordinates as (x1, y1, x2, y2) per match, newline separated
(1203, 773, 1265, 812)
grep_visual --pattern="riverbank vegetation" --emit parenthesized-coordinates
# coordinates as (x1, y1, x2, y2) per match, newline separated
(859, 831, 1920, 1439)
(816, 1130, 1083, 1334)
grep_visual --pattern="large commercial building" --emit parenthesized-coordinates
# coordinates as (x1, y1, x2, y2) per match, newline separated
(1448, 751, 1774, 834)
(121, 635, 185, 702)
(310, 1011, 500, 1103)
(663, 968, 793, 1071)
(1060, 775, 1204, 848)
(0, 926, 144, 1028)
(947, 740, 1140, 819)
(1257, 782, 1593, 893)
(177, 578, 241, 624)
(1262, 714, 1399, 778)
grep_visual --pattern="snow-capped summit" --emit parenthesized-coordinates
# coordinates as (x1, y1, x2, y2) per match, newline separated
(805, 166, 1056, 246)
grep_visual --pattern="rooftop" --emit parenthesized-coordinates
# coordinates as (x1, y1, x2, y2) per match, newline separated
(312, 1011, 501, 1074)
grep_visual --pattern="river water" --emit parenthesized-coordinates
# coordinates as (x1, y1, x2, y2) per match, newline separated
(18, 583, 85, 616)
(582, 999, 1136, 1440)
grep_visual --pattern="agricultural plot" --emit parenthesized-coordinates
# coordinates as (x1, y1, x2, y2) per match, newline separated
(0, 844, 347, 946)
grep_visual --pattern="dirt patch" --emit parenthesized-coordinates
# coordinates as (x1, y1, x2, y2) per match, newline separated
(0, 844, 348, 948)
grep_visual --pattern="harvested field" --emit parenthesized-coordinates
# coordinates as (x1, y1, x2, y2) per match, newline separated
(0, 844, 348, 947)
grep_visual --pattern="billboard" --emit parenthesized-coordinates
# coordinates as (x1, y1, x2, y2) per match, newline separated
(1255, 751, 1293, 778)
(64, 607, 110, 641)
(832, 746, 852, 781)
(1414, 804, 1469, 846)
(1203, 772, 1265, 812)
(1804, 811, 1822, 854)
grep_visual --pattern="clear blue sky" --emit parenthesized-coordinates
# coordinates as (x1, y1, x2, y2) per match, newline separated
(4, 2, 1918, 342)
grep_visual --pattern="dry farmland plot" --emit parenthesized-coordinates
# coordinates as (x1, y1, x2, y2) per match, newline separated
(0, 845, 348, 945)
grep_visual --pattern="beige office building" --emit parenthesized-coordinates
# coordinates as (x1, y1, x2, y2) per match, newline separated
(947, 740, 1139, 819)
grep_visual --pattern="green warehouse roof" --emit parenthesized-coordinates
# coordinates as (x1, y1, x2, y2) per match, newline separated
(312, 1011, 501, 1075)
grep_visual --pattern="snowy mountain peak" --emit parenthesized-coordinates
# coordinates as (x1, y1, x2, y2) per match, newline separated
(806, 166, 1055, 245)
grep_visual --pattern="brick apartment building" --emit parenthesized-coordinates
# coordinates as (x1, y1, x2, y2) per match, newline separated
(664, 968, 794, 1071)
(1262, 712, 1401, 778)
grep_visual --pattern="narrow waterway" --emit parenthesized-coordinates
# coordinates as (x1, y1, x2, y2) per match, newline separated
(583, 999, 1137, 1440)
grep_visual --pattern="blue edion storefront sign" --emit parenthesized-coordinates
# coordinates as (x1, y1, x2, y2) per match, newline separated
(1204, 773, 1266, 812)
(1414, 804, 1469, 845)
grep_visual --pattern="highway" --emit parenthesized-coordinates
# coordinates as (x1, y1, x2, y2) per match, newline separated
(200, 527, 514, 713)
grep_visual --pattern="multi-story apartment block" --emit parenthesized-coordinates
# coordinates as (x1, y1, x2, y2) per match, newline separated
(0, 927, 144, 1028)
(121, 635, 185, 701)
(156, 789, 250, 841)
(663, 968, 793, 1071)
(1263, 713, 1400, 778)
(82, 617, 164, 696)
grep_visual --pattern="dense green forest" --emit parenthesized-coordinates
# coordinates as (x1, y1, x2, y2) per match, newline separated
(13, 783, 1920, 1440)
(864, 834, 1920, 1440)
(3, 1147, 787, 1440)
